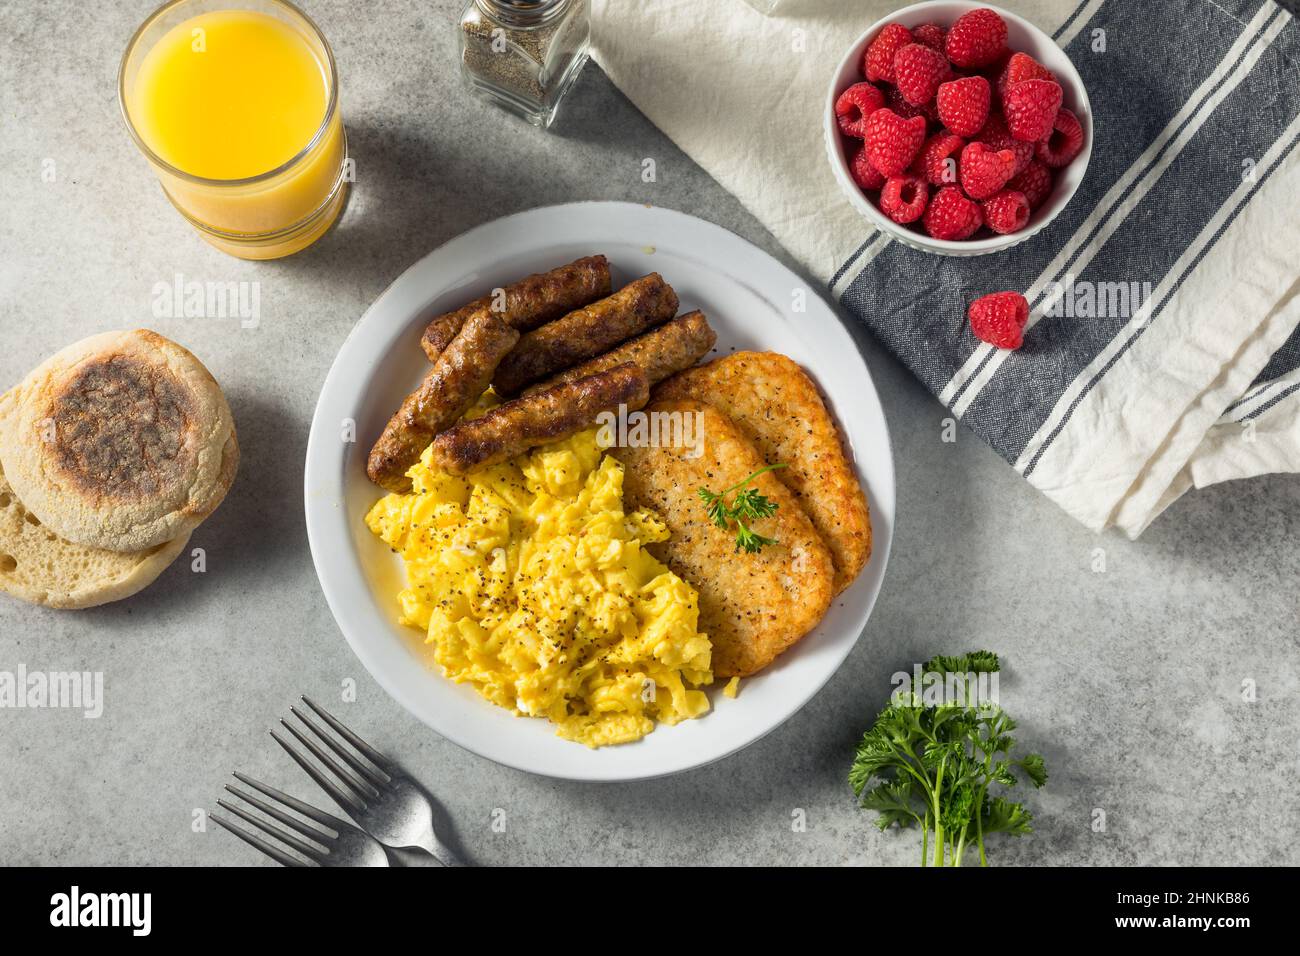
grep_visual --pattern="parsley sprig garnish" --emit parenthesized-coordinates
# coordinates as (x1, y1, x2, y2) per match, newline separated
(698, 463, 788, 554)
(849, 651, 1048, 867)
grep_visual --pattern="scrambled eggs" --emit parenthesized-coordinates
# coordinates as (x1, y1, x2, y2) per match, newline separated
(365, 416, 713, 748)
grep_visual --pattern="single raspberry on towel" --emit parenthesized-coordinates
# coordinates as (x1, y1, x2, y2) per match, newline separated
(923, 185, 983, 240)
(894, 42, 952, 106)
(914, 131, 966, 185)
(1003, 79, 1063, 141)
(1007, 159, 1053, 208)
(1037, 107, 1085, 167)
(969, 291, 1029, 349)
(850, 143, 887, 190)
(976, 112, 1035, 175)
(960, 141, 1017, 199)
(835, 82, 886, 137)
(981, 188, 1031, 233)
(864, 22, 913, 83)
(880, 174, 930, 223)
(945, 8, 1009, 68)
(912, 23, 947, 51)
(864, 108, 928, 176)
(937, 75, 991, 137)
(997, 52, 1055, 100)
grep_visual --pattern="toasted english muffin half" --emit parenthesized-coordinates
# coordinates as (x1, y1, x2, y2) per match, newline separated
(0, 468, 191, 609)
(0, 330, 237, 552)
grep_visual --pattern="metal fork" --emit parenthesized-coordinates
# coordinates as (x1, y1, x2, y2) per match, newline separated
(210, 772, 389, 867)
(273, 696, 466, 866)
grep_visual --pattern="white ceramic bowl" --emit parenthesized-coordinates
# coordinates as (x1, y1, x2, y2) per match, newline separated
(824, 0, 1092, 256)
(304, 202, 896, 782)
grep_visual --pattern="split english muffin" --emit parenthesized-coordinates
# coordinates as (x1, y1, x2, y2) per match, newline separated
(0, 467, 191, 609)
(0, 329, 238, 554)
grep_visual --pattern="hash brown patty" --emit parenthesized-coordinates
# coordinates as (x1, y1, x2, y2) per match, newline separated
(655, 351, 871, 594)
(613, 399, 834, 677)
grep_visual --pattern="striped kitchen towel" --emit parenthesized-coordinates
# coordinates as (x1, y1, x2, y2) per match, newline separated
(592, 0, 1300, 536)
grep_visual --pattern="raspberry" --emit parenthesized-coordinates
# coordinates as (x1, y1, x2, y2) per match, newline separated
(1007, 159, 1053, 208)
(894, 43, 952, 106)
(945, 8, 1008, 69)
(936, 75, 991, 137)
(835, 82, 886, 138)
(977, 112, 1035, 175)
(850, 143, 887, 190)
(864, 108, 928, 177)
(923, 185, 982, 240)
(959, 141, 1017, 199)
(863, 22, 912, 83)
(981, 188, 1030, 234)
(880, 174, 929, 223)
(997, 52, 1055, 101)
(1036, 107, 1085, 167)
(969, 291, 1029, 349)
(887, 85, 938, 123)
(914, 131, 965, 185)
(912, 23, 947, 51)
(1003, 79, 1063, 142)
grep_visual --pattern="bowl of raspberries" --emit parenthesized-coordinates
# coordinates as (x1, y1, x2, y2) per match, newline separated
(826, 2, 1091, 255)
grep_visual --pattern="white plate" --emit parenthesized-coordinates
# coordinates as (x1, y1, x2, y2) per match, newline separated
(304, 202, 895, 781)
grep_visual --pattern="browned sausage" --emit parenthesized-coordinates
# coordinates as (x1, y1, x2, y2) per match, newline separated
(419, 255, 611, 361)
(367, 310, 520, 492)
(520, 311, 716, 397)
(430, 364, 649, 475)
(491, 274, 678, 397)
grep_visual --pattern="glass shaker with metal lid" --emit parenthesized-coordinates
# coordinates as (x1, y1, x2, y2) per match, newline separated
(458, 0, 591, 128)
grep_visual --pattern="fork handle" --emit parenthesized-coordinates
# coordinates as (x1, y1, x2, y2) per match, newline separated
(411, 831, 467, 867)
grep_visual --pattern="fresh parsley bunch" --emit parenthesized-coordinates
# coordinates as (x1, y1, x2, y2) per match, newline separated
(849, 651, 1047, 867)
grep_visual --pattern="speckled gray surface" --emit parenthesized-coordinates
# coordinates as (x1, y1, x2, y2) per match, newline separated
(1, 0, 1298, 867)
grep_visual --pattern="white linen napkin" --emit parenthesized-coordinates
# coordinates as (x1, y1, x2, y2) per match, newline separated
(590, 0, 1300, 537)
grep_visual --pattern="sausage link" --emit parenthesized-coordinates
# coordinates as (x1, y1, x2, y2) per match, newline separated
(368, 310, 520, 492)
(520, 311, 715, 397)
(419, 255, 611, 361)
(492, 274, 678, 397)
(430, 363, 650, 475)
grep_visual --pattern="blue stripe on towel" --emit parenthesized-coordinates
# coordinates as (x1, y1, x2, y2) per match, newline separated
(1051, 0, 1097, 41)
(1251, 321, 1300, 383)
(964, 10, 1300, 463)
(838, 0, 1269, 405)
(1022, 124, 1300, 476)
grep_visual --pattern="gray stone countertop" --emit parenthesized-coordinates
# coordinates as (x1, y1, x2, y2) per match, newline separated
(1, 0, 1296, 866)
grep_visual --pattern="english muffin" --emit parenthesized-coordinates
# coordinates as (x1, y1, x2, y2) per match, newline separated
(655, 351, 871, 594)
(0, 467, 191, 609)
(613, 399, 835, 677)
(0, 330, 237, 552)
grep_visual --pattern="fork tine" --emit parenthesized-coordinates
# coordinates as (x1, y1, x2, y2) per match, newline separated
(271, 729, 367, 814)
(301, 696, 395, 773)
(210, 810, 310, 867)
(216, 798, 328, 864)
(289, 704, 388, 789)
(224, 783, 336, 845)
(233, 771, 352, 831)
(279, 718, 379, 802)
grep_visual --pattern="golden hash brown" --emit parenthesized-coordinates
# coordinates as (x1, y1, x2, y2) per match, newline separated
(612, 399, 834, 678)
(654, 351, 871, 594)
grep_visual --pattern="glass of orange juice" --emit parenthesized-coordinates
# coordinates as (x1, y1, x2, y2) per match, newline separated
(119, 0, 348, 260)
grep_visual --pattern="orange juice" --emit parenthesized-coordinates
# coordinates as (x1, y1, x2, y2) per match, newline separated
(120, 1, 347, 259)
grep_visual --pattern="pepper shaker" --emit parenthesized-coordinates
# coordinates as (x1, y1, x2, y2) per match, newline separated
(459, 0, 591, 128)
